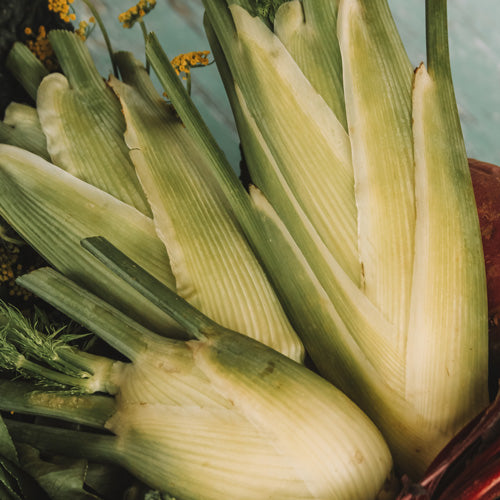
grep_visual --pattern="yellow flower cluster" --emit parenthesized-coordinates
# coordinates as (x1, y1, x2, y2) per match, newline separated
(118, 0, 157, 28)
(75, 17, 96, 41)
(171, 51, 210, 79)
(24, 26, 58, 71)
(48, 0, 76, 23)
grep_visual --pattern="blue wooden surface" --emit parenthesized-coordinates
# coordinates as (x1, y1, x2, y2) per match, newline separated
(389, 0, 500, 166)
(73, 0, 240, 167)
(76, 0, 500, 170)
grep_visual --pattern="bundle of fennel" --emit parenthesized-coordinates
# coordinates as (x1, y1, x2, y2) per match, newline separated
(0, 0, 495, 498)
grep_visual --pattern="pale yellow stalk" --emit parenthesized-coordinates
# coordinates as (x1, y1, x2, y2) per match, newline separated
(110, 52, 304, 361)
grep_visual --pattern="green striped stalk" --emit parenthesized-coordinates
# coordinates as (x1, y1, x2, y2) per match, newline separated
(0, 102, 50, 161)
(406, 0, 488, 445)
(337, 0, 415, 337)
(203, 0, 360, 285)
(36, 30, 151, 216)
(0, 144, 181, 337)
(274, 0, 346, 129)
(110, 51, 303, 361)
(0, 379, 116, 428)
(248, 185, 430, 473)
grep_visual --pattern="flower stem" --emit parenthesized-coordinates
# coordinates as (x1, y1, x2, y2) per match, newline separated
(79, 0, 119, 77)
(425, 0, 450, 79)
(138, 19, 150, 73)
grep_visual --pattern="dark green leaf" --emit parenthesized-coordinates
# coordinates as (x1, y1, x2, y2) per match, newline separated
(0, 463, 23, 500)
(84, 462, 135, 500)
(0, 413, 18, 465)
(0, 454, 50, 500)
(17, 444, 101, 500)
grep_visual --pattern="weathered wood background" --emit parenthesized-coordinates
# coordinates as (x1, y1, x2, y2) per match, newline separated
(76, 0, 500, 170)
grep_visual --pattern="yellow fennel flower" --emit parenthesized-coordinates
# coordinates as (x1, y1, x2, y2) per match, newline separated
(75, 17, 96, 41)
(48, 0, 76, 23)
(118, 0, 157, 28)
(24, 25, 58, 71)
(170, 50, 210, 79)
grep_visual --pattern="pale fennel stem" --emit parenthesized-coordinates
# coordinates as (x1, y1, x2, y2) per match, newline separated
(17, 268, 151, 363)
(404, 0, 488, 453)
(81, 236, 224, 340)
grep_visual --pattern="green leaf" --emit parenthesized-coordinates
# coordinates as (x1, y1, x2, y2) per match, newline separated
(0, 420, 50, 500)
(84, 463, 135, 500)
(16, 445, 102, 500)
(0, 413, 18, 466)
(0, 472, 23, 500)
